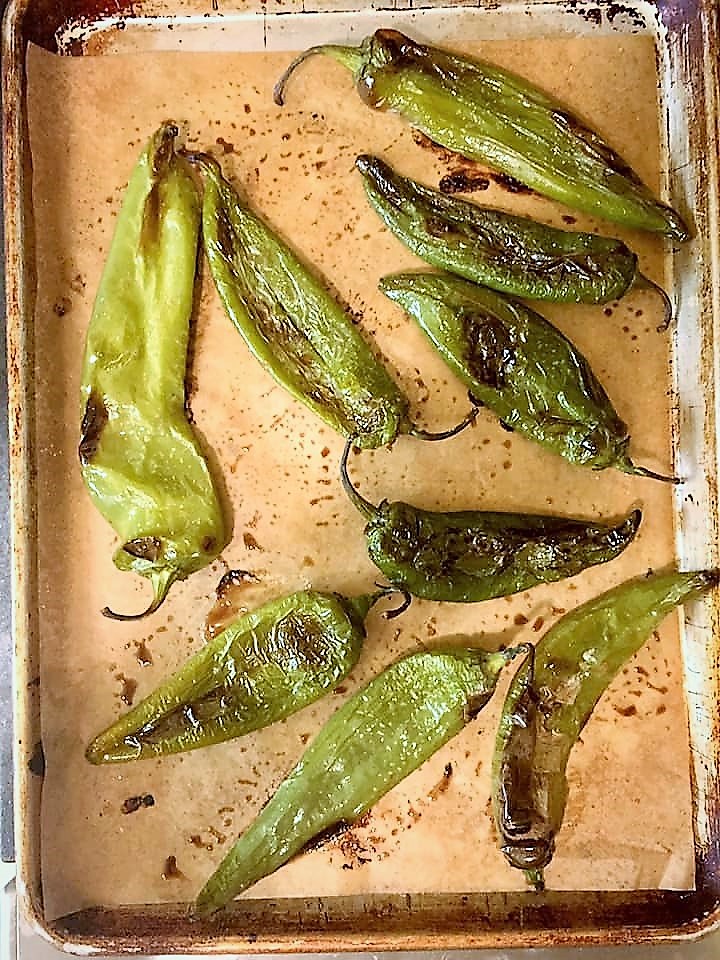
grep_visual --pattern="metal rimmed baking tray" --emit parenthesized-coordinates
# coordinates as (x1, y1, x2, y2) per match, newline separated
(3, 0, 720, 951)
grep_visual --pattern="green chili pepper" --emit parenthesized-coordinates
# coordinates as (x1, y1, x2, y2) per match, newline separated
(189, 153, 473, 449)
(79, 123, 228, 620)
(356, 155, 672, 326)
(195, 643, 518, 915)
(492, 568, 718, 891)
(274, 30, 688, 240)
(86, 587, 401, 763)
(380, 272, 676, 481)
(341, 441, 641, 602)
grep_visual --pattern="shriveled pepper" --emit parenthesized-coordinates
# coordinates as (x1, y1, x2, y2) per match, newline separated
(341, 441, 641, 602)
(190, 153, 472, 449)
(79, 123, 228, 620)
(195, 643, 519, 915)
(492, 569, 717, 890)
(86, 588, 396, 763)
(380, 272, 675, 481)
(356, 155, 671, 326)
(274, 30, 688, 240)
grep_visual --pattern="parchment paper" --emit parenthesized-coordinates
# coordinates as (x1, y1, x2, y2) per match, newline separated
(26, 32, 692, 921)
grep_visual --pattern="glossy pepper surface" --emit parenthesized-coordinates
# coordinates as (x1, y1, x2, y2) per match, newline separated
(381, 272, 674, 481)
(357, 155, 643, 305)
(86, 589, 381, 763)
(191, 153, 417, 449)
(79, 123, 228, 620)
(274, 30, 688, 240)
(341, 441, 641, 602)
(492, 569, 717, 890)
(196, 644, 515, 915)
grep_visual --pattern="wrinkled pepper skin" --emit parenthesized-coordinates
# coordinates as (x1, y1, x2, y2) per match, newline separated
(86, 590, 379, 763)
(275, 30, 688, 240)
(86, 589, 380, 762)
(193, 153, 410, 449)
(79, 124, 228, 620)
(196, 645, 514, 915)
(381, 272, 673, 481)
(356, 155, 638, 304)
(341, 441, 641, 602)
(492, 569, 717, 890)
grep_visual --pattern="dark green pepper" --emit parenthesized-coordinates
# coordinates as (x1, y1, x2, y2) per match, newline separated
(190, 153, 473, 449)
(274, 30, 688, 240)
(356, 155, 671, 326)
(341, 441, 641, 602)
(380, 271, 675, 481)
(492, 569, 717, 890)
(85, 587, 398, 763)
(79, 123, 228, 620)
(195, 643, 519, 915)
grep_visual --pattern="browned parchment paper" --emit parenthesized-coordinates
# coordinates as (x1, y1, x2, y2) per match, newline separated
(26, 32, 692, 921)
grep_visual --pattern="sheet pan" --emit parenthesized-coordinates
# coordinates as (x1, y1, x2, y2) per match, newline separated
(3, 0, 720, 950)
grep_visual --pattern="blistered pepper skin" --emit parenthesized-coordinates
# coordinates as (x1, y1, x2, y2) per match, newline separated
(356, 154, 639, 304)
(341, 442, 641, 602)
(492, 569, 717, 890)
(380, 272, 674, 481)
(275, 30, 689, 240)
(86, 590, 377, 763)
(195, 646, 513, 915)
(193, 153, 410, 449)
(79, 124, 228, 620)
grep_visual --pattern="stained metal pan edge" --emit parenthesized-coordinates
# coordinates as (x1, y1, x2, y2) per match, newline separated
(3, 0, 720, 951)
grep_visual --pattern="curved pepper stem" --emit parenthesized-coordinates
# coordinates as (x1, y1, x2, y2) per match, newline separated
(340, 439, 377, 521)
(273, 44, 364, 106)
(101, 569, 175, 621)
(342, 583, 412, 625)
(618, 457, 680, 484)
(409, 401, 480, 442)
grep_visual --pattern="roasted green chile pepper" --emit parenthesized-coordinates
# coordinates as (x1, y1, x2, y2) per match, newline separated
(492, 569, 717, 890)
(274, 30, 688, 240)
(341, 441, 641, 602)
(79, 124, 228, 620)
(191, 153, 471, 448)
(86, 588, 392, 763)
(195, 644, 518, 915)
(356, 155, 671, 325)
(381, 272, 675, 481)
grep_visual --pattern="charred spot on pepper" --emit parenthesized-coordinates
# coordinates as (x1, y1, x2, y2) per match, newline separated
(300, 819, 353, 854)
(462, 311, 516, 389)
(123, 536, 163, 562)
(78, 392, 108, 465)
(557, 111, 644, 187)
(438, 170, 490, 194)
(490, 172, 533, 195)
(140, 179, 163, 250)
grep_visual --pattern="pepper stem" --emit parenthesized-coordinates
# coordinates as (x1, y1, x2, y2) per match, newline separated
(377, 585, 412, 620)
(525, 868, 546, 892)
(618, 457, 680, 484)
(634, 273, 673, 331)
(273, 44, 364, 106)
(410, 400, 480, 442)
(101, 569, 175, 621)
(340, 439, 377, 520)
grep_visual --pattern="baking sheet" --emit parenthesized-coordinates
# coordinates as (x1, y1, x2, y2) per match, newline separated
(25, 28, 691, 922)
